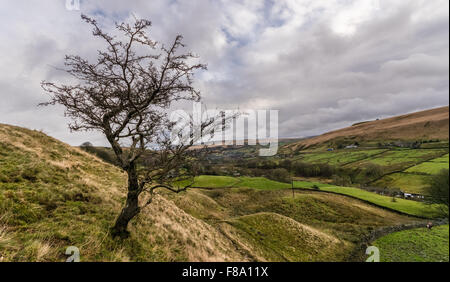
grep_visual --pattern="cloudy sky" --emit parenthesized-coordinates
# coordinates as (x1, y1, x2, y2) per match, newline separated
(0, 0, 448, 146)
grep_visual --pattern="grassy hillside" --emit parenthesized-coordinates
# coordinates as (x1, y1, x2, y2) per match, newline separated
(0, 124, 427, 262)
(0, 124, 247, 262)
(288, 106, 449, 150)
(373, 225, 449, 262)
(166, 188, 421, 261)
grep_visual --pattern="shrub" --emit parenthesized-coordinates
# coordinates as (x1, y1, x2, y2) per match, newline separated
(268, 168, 291, 183)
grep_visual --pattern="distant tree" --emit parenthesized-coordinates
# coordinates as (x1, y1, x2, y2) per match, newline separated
(426, 169, 449, 217)
(80, 141, 93, 147)
(41, 15, 224, 237)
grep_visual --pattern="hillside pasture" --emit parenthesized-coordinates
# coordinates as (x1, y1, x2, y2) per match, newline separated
(295, 149, 387, 165)
(373, 225, 449, 262)
(293, 181, 441, 218)
(429, 153, 449, 162)
(405, 162, 449, 175)
(373, 173, 431, 194)
(355, 149, 446, 167)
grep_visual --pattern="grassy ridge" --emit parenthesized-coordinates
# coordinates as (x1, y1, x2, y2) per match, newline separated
(373, 225, 449, 262)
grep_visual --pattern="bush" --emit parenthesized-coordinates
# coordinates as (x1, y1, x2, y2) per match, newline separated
(365, 164, 384, 179)
(292, 162, 335, 178)
(268, 168, 291, 183)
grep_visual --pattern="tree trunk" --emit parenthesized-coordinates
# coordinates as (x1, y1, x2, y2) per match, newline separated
(111, 163, 141, 238)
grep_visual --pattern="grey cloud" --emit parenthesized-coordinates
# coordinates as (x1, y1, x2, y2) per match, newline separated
(0, 0, 448, 145)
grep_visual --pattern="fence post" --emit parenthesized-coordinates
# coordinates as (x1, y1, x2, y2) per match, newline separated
(292, 179, 294, 198)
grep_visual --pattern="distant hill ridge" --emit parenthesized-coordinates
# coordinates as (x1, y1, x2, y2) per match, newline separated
(288, 106, 449, 150)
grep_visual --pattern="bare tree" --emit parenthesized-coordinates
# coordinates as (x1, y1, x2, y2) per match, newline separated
(41, 15, 222, 238)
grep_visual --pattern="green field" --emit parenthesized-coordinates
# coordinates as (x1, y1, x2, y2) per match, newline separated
(357, 149, 446, 167)
(429, 153, 449, 163)
(373, 173, 431, 194)
(293, 181, 441, 218)
(373, 225, 449, 262)
(405, 162, 449, 175)
(296, 149, 387, 165)
(186, 175, 291, 190)
(290, 147, 449, 195)
(185, 175, 240, 188)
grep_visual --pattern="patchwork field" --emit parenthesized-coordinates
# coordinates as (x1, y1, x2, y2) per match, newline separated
(373, 225, 449, 262)
(282, 145, 449, 194)
(353, 149, 446, 168)
(295, 149, 387, 165)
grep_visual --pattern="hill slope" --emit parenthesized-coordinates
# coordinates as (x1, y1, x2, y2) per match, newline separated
(289, 106, 449, 150)
(0, 123, 424, 262)
(0, 124, 246, 262)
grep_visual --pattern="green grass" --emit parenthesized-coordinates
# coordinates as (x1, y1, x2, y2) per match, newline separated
(429, 153, 449, 163)
(356, 149, 445, 166)
(405, 162, 449, 175)
(0, 124, 248, 262)
(373, 225, 449, 262)
(185, 187, 417, 250)
(187, 175, 240, 188)
(420, 141, 449, 149)
(356, 149, 446, 167)
(293, 181, 441, 218)
(235, 177, 291, 190)
(296, 149, 387, 165)
(187, 175, 291, 190)
(373, 172, 431, 194)
(225, 212, 348, 261)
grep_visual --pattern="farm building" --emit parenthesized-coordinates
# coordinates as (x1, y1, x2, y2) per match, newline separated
(345, 144, 359, 149)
